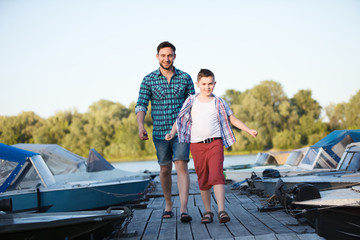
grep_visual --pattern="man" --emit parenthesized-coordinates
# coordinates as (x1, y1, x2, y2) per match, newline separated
(135, 41, 195, 222)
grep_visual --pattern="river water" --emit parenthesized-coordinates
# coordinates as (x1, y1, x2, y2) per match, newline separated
(113, 154, 257, 172)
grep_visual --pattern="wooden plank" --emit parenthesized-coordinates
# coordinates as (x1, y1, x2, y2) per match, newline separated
(276, 233, 301, 240)
(223, 204, 252, 237)
(173, 195, 181, 208)
(234, 236, 256, 240)
(147, 196, 165, 209)
(251, 211, 293, 234)
(142, 209, 163, 240)
(267, 211, 315, 234)
(189, 173, 200, 195)
(122, 208, 153, 240)
(188, 194, 195, 207)
(254, 233, 277, 240)
(194, 194, 205, 208)
(227, 203, 273, 235)
(158, 209, 177, 240)
(297, 233, 325, 240)
(187, 206, 210, 240)
(176, 208, 194, 240)
(204, 205, 234, 239)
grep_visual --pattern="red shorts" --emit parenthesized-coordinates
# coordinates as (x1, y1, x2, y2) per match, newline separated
(190, 139, 225, 190)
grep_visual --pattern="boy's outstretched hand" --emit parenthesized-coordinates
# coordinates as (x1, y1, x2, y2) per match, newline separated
(249, 129, 258, 138)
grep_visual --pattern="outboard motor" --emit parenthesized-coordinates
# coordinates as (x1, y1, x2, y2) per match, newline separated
(293, 183, 321, 202)
(0, 198, 12, 212)
(263, 168, 281, 178)
(274, 179, 293, 206)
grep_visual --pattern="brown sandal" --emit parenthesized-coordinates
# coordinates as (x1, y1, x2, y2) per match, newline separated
(201, 211, 214, 224)
(218, 211, 230, 223)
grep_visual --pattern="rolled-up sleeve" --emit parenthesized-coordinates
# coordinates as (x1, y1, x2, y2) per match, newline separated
(135, 79, 151, 114)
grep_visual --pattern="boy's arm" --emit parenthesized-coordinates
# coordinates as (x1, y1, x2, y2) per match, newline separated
(229, 115, 258, 138)
(165, 122, 177, 140)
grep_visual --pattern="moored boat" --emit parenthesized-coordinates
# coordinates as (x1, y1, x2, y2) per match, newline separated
(0, 143, 151, 213)
(0, 208, 130, 240)
(292, 186, 360, 240)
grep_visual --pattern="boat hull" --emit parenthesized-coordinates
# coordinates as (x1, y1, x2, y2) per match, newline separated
(0, 209, 128, 240)
(0, 179, 149, 212)
(295, 206, 360, 240)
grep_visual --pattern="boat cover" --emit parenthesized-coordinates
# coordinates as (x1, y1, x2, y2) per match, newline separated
(87, 149, 114, 172)
(311, 129, 360, 162)
(0, 143, 39, 192)
(12, 144, 87, 175)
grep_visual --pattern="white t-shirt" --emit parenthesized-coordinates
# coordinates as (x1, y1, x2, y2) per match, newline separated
(190, 97, 221, 143)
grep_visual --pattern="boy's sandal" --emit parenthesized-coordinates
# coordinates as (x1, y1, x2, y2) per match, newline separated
(201, 211, 214, 224)
(218, 211, 230, 223)
(180, 212, 192, 223)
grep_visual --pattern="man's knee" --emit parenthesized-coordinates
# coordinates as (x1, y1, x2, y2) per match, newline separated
(160, 164, 172, 176)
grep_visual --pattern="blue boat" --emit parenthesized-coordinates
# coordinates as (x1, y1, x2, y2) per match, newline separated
(0, 143, 151, 213)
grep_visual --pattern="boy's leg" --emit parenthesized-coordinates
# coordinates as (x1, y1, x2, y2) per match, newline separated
(174, 160, 190, 213)
(160, 164, 173, 212)
(200, 189, 212, 212)
(213, 184, 225, 212)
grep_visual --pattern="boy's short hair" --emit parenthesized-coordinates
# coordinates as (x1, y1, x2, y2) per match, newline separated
(157, 41, 176, 54)
(197, 69, 215, 82)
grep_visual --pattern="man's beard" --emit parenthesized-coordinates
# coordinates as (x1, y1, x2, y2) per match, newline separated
(160, 61, 173, 70)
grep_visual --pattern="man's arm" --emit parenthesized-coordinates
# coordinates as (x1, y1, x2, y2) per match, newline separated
(135, 78, 151, 140)
(136, 111, 149, 140)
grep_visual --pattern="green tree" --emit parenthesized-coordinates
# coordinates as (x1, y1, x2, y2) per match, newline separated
(325, 103, 345, 131)
(33, 110, 73, 145)
(343, 90, 360, 129)
(291, 89, 321, 119)
(83, 99, 131, 156)
(0, 112, 44, 145)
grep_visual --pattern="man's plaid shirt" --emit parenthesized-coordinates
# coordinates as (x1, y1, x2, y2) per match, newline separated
(135, 67, 195, 140)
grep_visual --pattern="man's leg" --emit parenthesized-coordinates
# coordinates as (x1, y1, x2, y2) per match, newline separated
(174, 160, 189, 213)
(160, 164, 173, 212)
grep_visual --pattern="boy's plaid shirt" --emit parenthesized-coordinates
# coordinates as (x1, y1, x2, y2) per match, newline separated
(176, 93, 236, 148)
(135, 67, 195, 140)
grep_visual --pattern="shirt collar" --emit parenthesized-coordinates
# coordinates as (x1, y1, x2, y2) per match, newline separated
(156, 66, 178, 76)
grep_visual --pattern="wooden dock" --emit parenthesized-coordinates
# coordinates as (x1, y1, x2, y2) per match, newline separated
(117, 173, 324, 240)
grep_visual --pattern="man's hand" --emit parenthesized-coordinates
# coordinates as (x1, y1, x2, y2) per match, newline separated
(139, 129, 149, 140)
(165, 133, 174, 141)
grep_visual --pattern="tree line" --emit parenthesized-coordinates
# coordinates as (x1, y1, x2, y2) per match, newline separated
(1, 80, 359, 161)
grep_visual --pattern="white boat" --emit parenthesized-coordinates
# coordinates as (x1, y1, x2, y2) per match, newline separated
(261, 142, 360, 196)
(225, 147, 307, 183)
(227, 130, 360, 186)
(0, 143, 151, 213)
(225, 150, 291, 171)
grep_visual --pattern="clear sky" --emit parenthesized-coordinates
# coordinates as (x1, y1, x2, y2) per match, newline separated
(1, 0, 359, 119)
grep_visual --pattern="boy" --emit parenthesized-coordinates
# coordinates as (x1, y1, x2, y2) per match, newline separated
(165, 69, 257, 224)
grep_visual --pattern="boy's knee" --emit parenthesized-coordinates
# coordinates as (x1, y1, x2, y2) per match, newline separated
(174, 161, 188, 173)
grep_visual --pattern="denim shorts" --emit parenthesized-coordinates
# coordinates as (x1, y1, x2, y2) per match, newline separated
(153, 136, 190, 166)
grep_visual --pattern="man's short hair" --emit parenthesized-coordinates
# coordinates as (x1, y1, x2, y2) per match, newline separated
(157, 41, 176, 54)
(197, 69, 215, 82)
